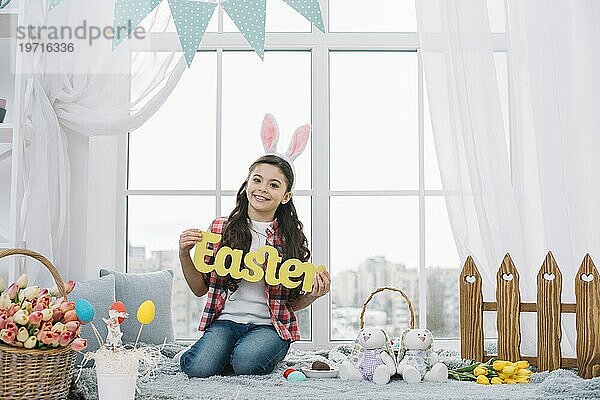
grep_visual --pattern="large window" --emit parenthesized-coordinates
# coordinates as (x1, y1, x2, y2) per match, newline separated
(126, 0, 506, 346)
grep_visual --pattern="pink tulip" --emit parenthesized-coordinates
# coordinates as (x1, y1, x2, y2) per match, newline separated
(7, 304, 20, 317)
(4, 319, 17, 332)
(52, 309, 63, 322)
(65, 321, 80, 333)
(71, 338, 87, 351)
(51, 296, 64, 308)
(59, 331, 73, 347)
(0, 309, 6, 318)
(33, 294, 51, 311)
(37, 288, 48, 298)
(62, 309, 78, 323)
(28, 311, 43, 327)
(59, 301, 75, 314)
(40, 330, 60, 346)
(64, 280, 76, 295)
(6, 284, 18, 300)
(40, 321, 52, 332)
(0, 329, 15, 345)
(0, 315, 6, 330)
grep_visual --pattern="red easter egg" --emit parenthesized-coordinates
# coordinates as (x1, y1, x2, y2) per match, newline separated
(110, 301, 127, 324)
(283, 368, 296, 379)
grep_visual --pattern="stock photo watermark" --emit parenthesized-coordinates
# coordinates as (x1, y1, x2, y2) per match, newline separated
(14, 20, 146, 53)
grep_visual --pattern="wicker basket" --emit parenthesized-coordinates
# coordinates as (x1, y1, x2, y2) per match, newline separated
(0, 248, 76, 400)
(359, 286, 416, 331)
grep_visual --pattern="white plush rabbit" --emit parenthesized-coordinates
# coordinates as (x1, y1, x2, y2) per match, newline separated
(339, 327, 397, 385)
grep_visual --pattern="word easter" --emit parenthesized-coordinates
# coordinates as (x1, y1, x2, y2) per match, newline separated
(193, 232, 326, 291)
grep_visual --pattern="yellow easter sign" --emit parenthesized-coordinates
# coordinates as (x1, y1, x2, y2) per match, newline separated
(193, 231, 326, 291)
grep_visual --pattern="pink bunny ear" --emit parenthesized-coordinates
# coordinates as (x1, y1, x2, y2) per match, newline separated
(285, 123, 311, 161)
(261, 113, 280, 153)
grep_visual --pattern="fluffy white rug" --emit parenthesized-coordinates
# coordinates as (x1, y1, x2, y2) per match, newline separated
(69, 344, 600, 400)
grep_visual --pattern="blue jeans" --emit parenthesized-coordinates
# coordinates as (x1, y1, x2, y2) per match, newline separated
(180, 320, 291, 378)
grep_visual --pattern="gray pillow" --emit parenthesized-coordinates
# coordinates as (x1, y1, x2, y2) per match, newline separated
(69, 274, 116, 363)
(99, 269, 175, 345)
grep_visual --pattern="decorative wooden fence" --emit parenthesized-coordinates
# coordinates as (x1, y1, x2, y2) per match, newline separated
(459, 252, 600, 379)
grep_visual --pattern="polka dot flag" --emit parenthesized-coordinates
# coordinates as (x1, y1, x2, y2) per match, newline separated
(48, 0, 64, 11)
(221, 0, 267, 59)
(47, 0, 325, 65)
(168, 0, 217, 67)
(112, 0, 162, 49)
(282, 0, 324, 32)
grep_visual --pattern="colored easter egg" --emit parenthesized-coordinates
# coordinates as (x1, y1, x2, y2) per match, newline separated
(110, 301, 127, 324)
(74, 299, 94, 323)
(137, 300, 156, 325)
(287, 371, 306, 381)
(283, 368, 296, 379)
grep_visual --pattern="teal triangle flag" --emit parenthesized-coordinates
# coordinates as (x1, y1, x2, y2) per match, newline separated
(221, 0, 266, 59)
(48, 0, 64, 11)
(168, 0, 217, 67)
(282, 0, 325, 32)
(113, 0, 162, 49)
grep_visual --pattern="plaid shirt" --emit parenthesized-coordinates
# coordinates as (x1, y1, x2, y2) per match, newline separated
(197, 217, 300, 341)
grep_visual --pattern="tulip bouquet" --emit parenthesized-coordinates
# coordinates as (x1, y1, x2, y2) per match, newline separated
(448, 359, 533, 384)
(0, 274, 87, 352)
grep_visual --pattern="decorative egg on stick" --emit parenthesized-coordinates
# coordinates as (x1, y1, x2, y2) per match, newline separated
(75, 298, 104, 347)
(134, 300, 155, 348)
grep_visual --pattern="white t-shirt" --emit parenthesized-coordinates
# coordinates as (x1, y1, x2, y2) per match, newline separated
(218, 220, 273, 325)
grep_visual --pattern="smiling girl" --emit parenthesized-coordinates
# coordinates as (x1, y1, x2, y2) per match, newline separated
(177, 115, 330, 378)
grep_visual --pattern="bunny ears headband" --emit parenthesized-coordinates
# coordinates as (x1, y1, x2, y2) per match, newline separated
(260, 113, 311, 188)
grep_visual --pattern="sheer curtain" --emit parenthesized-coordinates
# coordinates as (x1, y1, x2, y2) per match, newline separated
(417, 0, 600, 356)
(19, 0, 186, 285)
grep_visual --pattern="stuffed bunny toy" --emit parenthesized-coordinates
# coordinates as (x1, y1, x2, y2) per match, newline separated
(396, 328, 448, 383)
(339, 327, 397, 385)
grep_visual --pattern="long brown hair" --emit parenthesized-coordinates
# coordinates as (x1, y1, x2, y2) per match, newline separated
(221, 155, 310, 298)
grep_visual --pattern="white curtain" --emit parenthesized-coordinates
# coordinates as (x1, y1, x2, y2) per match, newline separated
(417, 0, 600, 357)
(19, 0, 186, 286)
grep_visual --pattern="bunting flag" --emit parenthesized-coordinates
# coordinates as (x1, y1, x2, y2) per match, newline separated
(168, 0, 217, 67)
(47, 0, 326, 65)
(221, 0, 267, 59)
(282, 0, 324, 32)
(48, 0, 64, 11)
(112, 0, 162, 49)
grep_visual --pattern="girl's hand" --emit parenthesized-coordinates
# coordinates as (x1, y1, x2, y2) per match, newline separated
(179, 229, 203, 257)
(306, 270, 330, 299)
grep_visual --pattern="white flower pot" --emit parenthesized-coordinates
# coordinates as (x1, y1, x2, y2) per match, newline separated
(95, 351, 139, 400)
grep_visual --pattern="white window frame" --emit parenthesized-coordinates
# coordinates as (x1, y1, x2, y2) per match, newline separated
(120, 0, 509, 350)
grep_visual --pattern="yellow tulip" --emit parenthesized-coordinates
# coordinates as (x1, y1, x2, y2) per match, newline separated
(515, 361, 529, 369)
(516, 376, 530, 384)
(24, 336, 37, 349)
(473, 366, 488, 376)
(502, 365, 516, 375)
(476, 375, 490, 385)
(517, 369, 533, 377)
(493, 360, 510, 371)
(504, 378, 517, 384)
(491, 377, 503, 385)
(499, 373, 510, 380)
